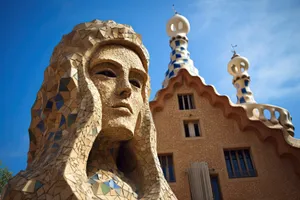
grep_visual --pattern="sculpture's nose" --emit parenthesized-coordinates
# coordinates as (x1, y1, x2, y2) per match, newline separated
(117, 78, 132, 99)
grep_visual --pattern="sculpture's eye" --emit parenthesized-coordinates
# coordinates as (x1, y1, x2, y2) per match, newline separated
(96, 70, 116, 78)
(130, 79, 141, 88)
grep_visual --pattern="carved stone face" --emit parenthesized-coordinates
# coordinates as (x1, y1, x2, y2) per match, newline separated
(90, 45, 147, 141)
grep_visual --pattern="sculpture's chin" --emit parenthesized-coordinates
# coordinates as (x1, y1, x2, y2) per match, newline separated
(101, 126, 134, 141)
(85, 129, 132, 177)
(86, 130, 137, 178)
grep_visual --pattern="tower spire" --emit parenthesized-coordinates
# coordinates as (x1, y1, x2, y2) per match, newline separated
(172, 4, 178, 14)
(162, 12, 199, 88)
(227, 49, 256, 104)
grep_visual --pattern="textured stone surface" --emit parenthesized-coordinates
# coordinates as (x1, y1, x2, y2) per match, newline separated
(1, 20, 177, 200)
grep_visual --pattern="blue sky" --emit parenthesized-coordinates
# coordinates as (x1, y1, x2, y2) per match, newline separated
(1, 0, 299, 174)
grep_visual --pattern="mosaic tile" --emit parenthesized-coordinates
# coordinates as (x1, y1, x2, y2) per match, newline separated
(67, 114, 77, 127)
(34, 180, 43, 191)
(59, 115, 66, 127)
(37, 120, 45, 132)
(101, 183, 111, 195)
(47, 132, 55, 140)
(45, 100, 53, 109)
(54, 131, 62, 141)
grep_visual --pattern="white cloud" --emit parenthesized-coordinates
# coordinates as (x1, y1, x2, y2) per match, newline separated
(187, 0, 300, 103)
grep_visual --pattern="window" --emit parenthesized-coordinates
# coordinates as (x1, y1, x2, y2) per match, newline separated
(183, 120, 201, 137)
(178, 94, 195, 110)
(210, 176, 222, 200)
(158, 154, 176, 182)
(224, 149, 256, 178)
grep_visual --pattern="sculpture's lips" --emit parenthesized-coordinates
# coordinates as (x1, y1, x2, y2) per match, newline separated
(112, 103, 133, 114)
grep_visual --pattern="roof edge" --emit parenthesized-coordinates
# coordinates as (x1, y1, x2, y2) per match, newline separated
(150, 69, 300, 177)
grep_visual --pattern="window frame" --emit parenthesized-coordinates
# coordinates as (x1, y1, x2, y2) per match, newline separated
(183, 120, 201, 138)
(223, 148, 257, 179)
(177, 93, 195, 110)
(158, 153, 176, 183)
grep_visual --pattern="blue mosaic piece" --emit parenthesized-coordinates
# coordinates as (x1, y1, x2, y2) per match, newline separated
(241, 88, 247, 94)
(175, 54, 182, 58)
(244, 79, 249, 87)
(54, 131, 62, 141)
(59, 78, 71, 91)
(239, 97, 246, 103)
(180, 47, 185, 50)
(60, 78, 70, 86)
(183, 59, 189, 62)
(165, 69, 169, 76)
(104, 180, 120, 189)
(88, 178, 96, 185)
(47, 132, 54, 140)
(54, 94, 63, 102)
(59, 115, 66, 127)
(68, 114, 77, 127)
(175, 40, 180, 46)
(174, 64, 181, 69)
(113, 183, 120, 189)
(59, 83, 68, 91)
(172, 50, 176, 55)
(115, 188, 122, 195)
(37, 120, 45, 133)
(52, 143, 59, 149)
(56, 100, 64, 110)
(91, 174, 99, 181)
(45, 100, 53, 109)
(168, 71, 175, 78)
(34, 180, 43, 191)
(54, 94, 64, 110)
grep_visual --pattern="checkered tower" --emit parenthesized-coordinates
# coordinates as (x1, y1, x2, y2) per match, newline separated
(228, 52, 256, 104)
(162, 13, 199, 88)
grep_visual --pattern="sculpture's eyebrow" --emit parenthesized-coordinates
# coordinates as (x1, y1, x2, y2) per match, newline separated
(91, 58, 121, 69)
(130, 67, 148, 79)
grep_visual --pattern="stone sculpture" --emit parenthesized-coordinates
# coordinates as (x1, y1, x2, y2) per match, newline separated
(1, 20, 177, 200)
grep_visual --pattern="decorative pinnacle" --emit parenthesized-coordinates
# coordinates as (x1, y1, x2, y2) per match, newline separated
(231, 44, 239, 59)
(172, 4, 178, 14)
(231, 44, 237, 54)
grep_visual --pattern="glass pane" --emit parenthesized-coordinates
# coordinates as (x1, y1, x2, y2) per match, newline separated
(210, 176, 221, 200)
(184, 122, 190, 137)
(178, 95, 184, 110)
(167, 155, 175, 182)
(238, 150, 247, 177)
(231, 151, 241, 177)
(224, 151, 234, 178)
(161, 156, 167, 167)
(183, 95, 189, 109)
(189, 95, 195, 109)
(194, 123, 200, 136)
(244, 150, 255, 176)
(160, 156, 167, 180)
